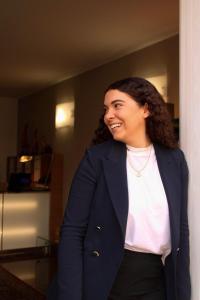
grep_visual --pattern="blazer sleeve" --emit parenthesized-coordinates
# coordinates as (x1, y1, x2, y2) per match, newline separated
(57, 150, 97, 300)
(177, 151, 191, 300)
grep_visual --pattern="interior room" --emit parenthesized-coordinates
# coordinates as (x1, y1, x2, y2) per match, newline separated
(0, 0, 179, 299)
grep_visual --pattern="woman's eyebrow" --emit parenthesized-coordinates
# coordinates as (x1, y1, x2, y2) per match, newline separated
(104, 99, 125, 108)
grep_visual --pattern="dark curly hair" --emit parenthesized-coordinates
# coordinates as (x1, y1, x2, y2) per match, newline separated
(92, 77, 178, 149)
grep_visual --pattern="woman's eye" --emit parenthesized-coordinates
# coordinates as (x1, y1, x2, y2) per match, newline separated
(114, 103, 122, 108)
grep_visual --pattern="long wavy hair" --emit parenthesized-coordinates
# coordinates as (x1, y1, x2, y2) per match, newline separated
(92, 77, 178, 149)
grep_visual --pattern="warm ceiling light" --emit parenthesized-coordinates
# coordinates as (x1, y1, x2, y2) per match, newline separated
(55, 102, 74, 128)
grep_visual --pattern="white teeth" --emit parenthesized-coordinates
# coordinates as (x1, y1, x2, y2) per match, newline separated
(110, 123, 121, 129)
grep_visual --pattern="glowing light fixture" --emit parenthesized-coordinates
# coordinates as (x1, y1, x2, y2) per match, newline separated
(146, 74, 168, 101)
(19, 155, 33, 163)
(55, 102, 74, 128)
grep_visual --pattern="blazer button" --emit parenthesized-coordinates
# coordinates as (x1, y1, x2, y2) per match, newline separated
(96, 225, 102, 231)
(177, 247, 180, 252)
(92, 250, 100, 257)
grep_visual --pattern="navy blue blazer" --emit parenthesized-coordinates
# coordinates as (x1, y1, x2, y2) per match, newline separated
(57, 140, 191, 300)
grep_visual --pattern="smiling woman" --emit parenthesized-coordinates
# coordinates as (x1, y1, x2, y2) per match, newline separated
(57, 77, 190, 300)
(93, 77, 177, 149)
(103, 89, 150, 148)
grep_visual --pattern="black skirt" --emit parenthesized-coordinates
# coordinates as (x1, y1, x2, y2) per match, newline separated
(108, 249, 166, 300)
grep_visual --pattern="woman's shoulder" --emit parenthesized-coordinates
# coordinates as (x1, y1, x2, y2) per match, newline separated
(154, 142, 187, 164)
(87, 139, 120, 157)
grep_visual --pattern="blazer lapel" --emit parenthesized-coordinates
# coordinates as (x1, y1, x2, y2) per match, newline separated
(102, 142, 129, 239)
(154, 143, 181, 252)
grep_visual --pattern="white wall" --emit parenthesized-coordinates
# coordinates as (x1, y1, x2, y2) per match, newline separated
(0, 97, 18, 185)
(180, 0, 200, 298)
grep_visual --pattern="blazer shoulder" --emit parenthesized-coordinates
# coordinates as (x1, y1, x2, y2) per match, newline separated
(171, 147, 187, 164)
(167, 147, 188, 175)
(86, 139, 118, 158)
(155, 143, 187, 166)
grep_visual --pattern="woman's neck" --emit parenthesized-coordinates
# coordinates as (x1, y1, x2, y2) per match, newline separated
(126, 136, 151, 148)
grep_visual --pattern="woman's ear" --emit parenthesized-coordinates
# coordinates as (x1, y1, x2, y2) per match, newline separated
(143, 103, 150, 118)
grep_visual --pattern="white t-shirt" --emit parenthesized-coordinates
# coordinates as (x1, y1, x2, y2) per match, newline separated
(124, 144, 171, 263)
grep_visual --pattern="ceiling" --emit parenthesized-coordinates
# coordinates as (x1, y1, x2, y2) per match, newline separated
(0, 0, 179, 98)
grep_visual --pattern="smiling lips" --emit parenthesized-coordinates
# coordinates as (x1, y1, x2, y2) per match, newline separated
(109, 123, 122, 131)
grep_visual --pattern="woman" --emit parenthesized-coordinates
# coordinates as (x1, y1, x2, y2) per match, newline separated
(58, 77, 191, 300)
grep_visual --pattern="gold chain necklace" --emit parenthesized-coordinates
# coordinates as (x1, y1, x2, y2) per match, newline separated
(127, 145, 152, 177)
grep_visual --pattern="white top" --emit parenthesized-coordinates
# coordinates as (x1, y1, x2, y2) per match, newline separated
(124, 144, 171, 264)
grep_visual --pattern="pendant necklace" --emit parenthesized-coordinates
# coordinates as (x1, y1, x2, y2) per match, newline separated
(127, 144, 152, 177)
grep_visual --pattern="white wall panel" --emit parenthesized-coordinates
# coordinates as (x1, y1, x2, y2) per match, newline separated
(180, 0, 200, 298)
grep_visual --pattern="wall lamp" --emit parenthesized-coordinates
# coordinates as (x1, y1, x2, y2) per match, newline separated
(55, 102, 74, 129)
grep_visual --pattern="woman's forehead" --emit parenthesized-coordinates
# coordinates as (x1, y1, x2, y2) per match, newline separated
(104, 89, 133, 104)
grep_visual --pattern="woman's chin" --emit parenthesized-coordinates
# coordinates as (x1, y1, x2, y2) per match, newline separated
(112, 134, 125, 143)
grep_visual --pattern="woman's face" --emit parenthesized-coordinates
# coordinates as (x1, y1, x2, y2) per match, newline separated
(104, 89, 150, 145)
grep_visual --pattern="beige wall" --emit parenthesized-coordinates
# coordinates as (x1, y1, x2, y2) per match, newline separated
(0, 97, 18, 185)
(18, 35, 179, 208)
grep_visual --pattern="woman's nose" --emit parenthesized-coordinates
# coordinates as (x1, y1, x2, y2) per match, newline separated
(104, 108, 114, 121)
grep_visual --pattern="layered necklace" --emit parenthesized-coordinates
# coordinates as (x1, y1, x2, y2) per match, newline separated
(127, 144, 152, 177)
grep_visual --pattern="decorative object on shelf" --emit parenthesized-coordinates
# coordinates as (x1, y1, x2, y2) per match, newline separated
(7, 154, 53, 192)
